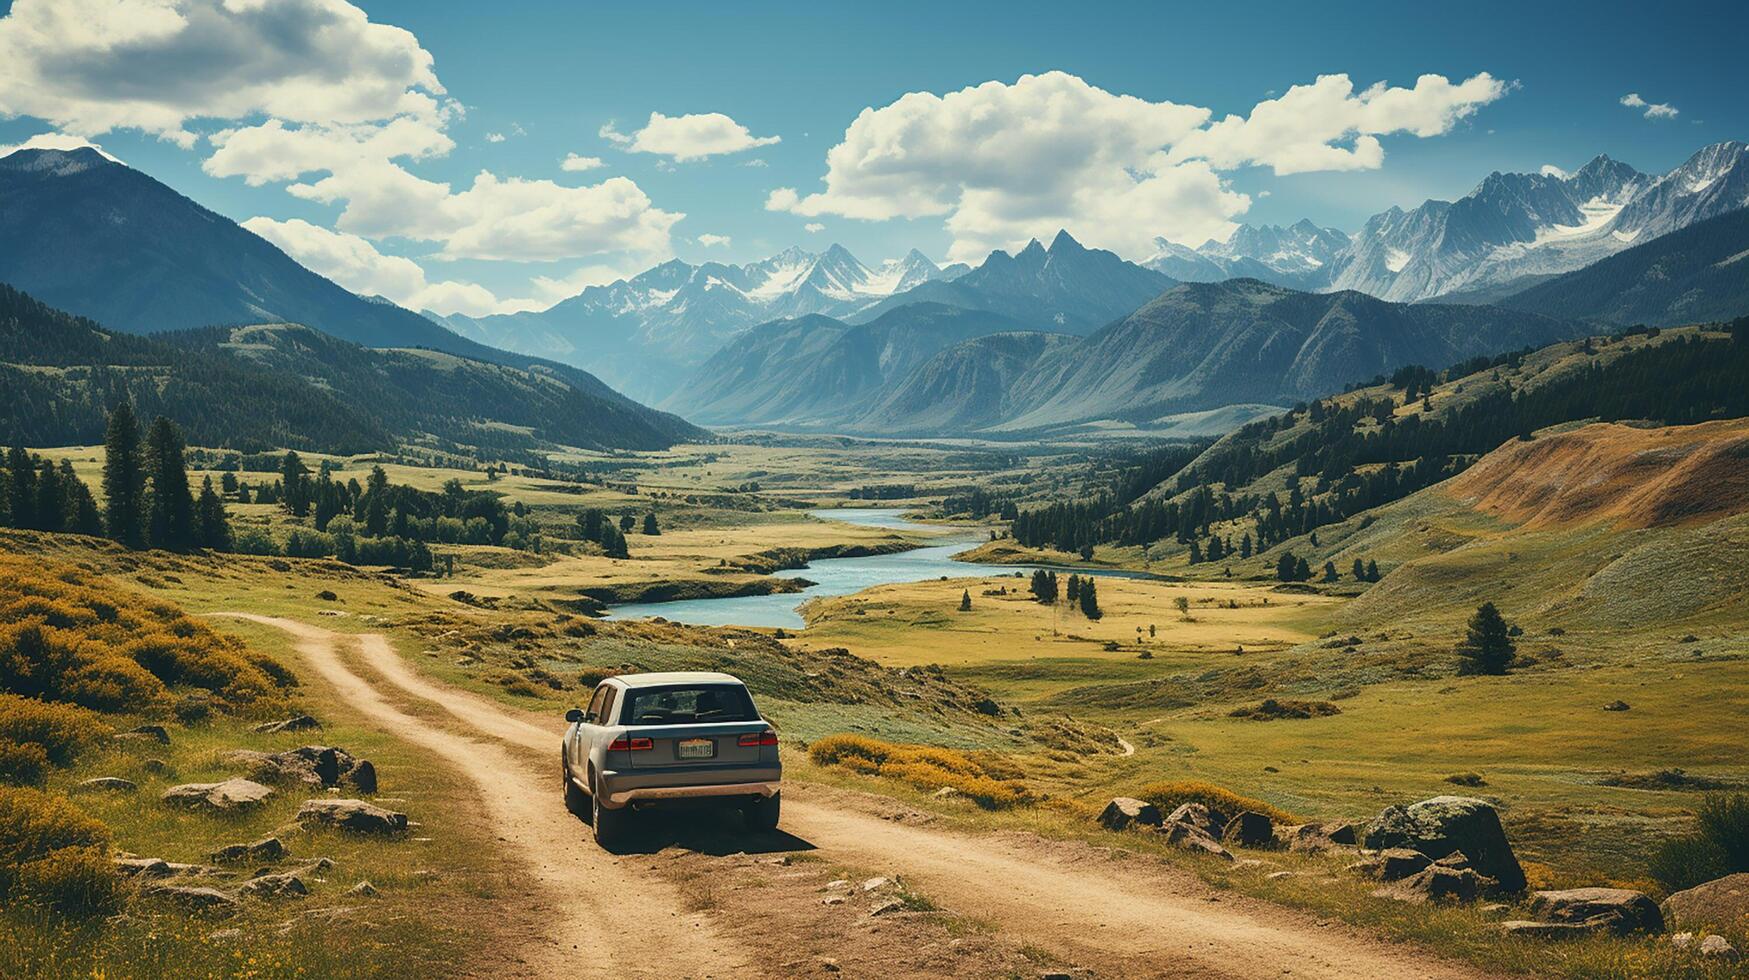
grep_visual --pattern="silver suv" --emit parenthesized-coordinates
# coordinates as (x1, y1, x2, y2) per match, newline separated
(561, 671, 782, 847)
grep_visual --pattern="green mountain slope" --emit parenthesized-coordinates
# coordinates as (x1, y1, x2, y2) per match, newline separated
(0, 284, 702, 452)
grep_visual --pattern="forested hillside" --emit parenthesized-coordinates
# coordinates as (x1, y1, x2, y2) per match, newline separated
(0, 285, 702, 453)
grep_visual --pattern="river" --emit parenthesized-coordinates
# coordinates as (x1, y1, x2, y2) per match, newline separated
(604, 507, 1149, 629)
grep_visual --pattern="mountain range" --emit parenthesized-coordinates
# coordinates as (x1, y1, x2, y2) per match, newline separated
(0, 147, 700, 451)
(437, 230, 1166, 402)
(662, 278, 1580, 436)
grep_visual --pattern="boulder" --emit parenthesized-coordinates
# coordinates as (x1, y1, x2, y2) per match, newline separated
(1500, 919, 1604, 940)
(114, 857, 173, 878)
(141, 884, 241, 917)
(1529, 887, 1663, 936)
(1283, 822, 1358, 853)
(115, 724, 170, 744)
(1699, 935, 1737, 959)
(239, 873, 307, 900)
(1375, 865, 1493, 905)
(1661, 872, 1749, 934)
(1364, 796, 1525, 893)
(348, 880, 379, 898)
(1159, 821, 1234, 861)
(1222, 811, 1275, 848)
(1602, 700, 1631, 712)
(161, 778, 274, 813)
(213, 837, 285, 865)
(74, 777, 137, 793)
(346, 760, 378, 794)
(1165, 803, 1226, 839)
(1349, 848, 1432, 882)
(1098, 797, 1162, 831)
(297, 798, 408, 836)
(254, 715, 321, 734)
(229, 745, 370, 789)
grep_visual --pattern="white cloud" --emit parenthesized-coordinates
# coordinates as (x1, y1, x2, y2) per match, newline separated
(561, 153, 604, 172)
(243, 216, 517, 316)
(485, 132, 506, 143)
(0, 130, 122, 162)
(527, 264, 636, 303)
(203, 115, 452, 186)
(803, 222, 825, 233)
(770, 70, 1507, 262)
(0, 0, 447, 148)
(1539, 164, 1568, 178)
(602, 111, 779, 161)
(285, 163, 682, 263)
(1620, 93, 1678, 119)
(696, 234, 731, 248)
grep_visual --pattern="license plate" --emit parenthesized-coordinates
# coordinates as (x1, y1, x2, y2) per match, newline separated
(677, 738, 715, 759)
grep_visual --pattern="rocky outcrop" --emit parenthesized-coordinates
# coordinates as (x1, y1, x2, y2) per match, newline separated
(1348, 847, 1433, 882)
(1159, 821, 1234, 861)
(297, 798, 408, 835)
(212, 837, 285, 865)
(1280, 821, 1358, 853)
(141, 884, 241, 916)
(228, 745, 377, 793)
(161, 778, 274, 813)
(1375, 865, 1494, 905)
(239, 873, 307, 900)
(1222, 811, 1276, 848)
(1661, 873, 1749, 934)
(254, 715, 322, 734)
(1098, 797, 1162, 831)
(1529, 888, 1664, 936)
(1164, 803, 1226, 840)
(1363, 796, 1524, 892)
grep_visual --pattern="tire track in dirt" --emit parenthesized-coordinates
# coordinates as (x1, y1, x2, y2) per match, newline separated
(222, 614, 750, 979)
(323, 620, 1487, 979)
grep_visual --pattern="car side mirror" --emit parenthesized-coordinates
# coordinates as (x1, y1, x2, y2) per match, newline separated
(565, 708, 584, 723)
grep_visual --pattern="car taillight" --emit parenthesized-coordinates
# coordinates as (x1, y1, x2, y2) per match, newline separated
(608, 736, 654, 751)
(738, 730, 778, 747)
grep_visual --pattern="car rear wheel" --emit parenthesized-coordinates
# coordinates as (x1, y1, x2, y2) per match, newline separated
(591, 777, 627, 847)
(742, 791, 781, 833)
(561, 753, 587, 816)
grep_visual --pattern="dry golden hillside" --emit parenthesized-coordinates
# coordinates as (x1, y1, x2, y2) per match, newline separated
(1444, 418, 1749, 530)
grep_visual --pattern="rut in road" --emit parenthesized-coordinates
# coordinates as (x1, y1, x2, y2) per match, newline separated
(224, 615, 750, 980)
(325, 619, 1485, 980)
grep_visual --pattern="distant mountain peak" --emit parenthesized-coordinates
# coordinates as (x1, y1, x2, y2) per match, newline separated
(1048, 229, 1086, 253)
(0, 145, 119, 176)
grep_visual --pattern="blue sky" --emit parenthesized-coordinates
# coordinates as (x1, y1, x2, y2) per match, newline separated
(1, 0, 1744, 314)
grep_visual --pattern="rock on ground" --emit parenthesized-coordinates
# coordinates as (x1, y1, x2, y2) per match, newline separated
(1363, 796, 1525, 893)
(254, 715, 322, 734)
(1374, 865, 1494, 905)
(1529, 887, 1664, 935)
(213, 836, 286, 864)
(1165, 803, 1226, 839)
(297, 798, 408, 835)
(239, 874, 307, 900)
(141, 884, 241, 917)
(1098, 797, 1162, 831)
(1158, 821, 1235, 861)
(1672, 932, 1740, 959)
(1222, 811, 1274, 848)
(74, 777, 137, 793)
(1500, 919, 1604, 939)
(1281, 821, 1358, 853)
(1661, 872, 1749, 934)
(228, 745, 375, 791)
(161, 778, 274, 813)
(1348, 847, 1431, 882)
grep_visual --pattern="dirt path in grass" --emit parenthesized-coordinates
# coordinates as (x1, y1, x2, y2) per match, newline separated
(222, 615, 750, 979)
(234, 614, 1485, 979)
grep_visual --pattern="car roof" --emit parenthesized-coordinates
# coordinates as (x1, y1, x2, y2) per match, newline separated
(608, 671, 744, 689)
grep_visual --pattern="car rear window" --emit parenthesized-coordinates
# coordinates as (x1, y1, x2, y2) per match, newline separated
(621, 685, 758, 725)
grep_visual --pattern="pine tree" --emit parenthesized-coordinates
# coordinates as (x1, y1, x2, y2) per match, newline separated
(281, 452, 311, 518)
(602, 523, 629, 559)
(959, 589, 971, 612)
(1276, 552, 1298, 582)
(643, 512, 660, 535)
(1456, 602, 1515, 675)
(1366, 559, 1380, 582)
(61, 461, 102, 536)
(1294, 556, 1311, 581)
(1322, 561, 1339, 582)
(33, 458, 65, 532)
(1066, 574, 1081, 602)
(619, 513, 636, 532)
(1352, 558, 1366, 581)
(1079, 578, 1101, 619)
(196, 475, 232, 551)
(1240, 534, 1252, 559)
(6, 445, 37, 530)
(145, 416, 196, 551)
(103, 402, 147, 548)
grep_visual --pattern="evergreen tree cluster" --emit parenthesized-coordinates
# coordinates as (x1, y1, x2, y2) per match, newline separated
(0, 446, 102, 537)
(576, 509, 629, 558)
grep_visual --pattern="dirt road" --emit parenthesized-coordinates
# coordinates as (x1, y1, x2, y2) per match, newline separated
(223, 615, 750, 979)
(237, 615, 1482, 979)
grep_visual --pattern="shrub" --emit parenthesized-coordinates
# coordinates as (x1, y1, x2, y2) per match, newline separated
(0, 787, 112, 900)
(1227, 698, 1341, 721)
(1648, 792, 1749, 891)
(13, 845, 122, 917)
(1138, 779, 1299, 824)
(576, 666, 620, 688)
(0, 741, 49, 786)
(0, 695, 110, 766)
(232, 527, 281, 555)
(282, 528, 335, 559)
(808, 734, 1032, 809)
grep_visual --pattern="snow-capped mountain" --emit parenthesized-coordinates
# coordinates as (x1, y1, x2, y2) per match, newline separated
(437, 244, 965, 401)
(1322, 141, 1749, 302)
(1143, 219, 1349, 288)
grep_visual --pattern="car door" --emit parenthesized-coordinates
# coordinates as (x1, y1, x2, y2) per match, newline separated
(573, 684, 609, 776)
